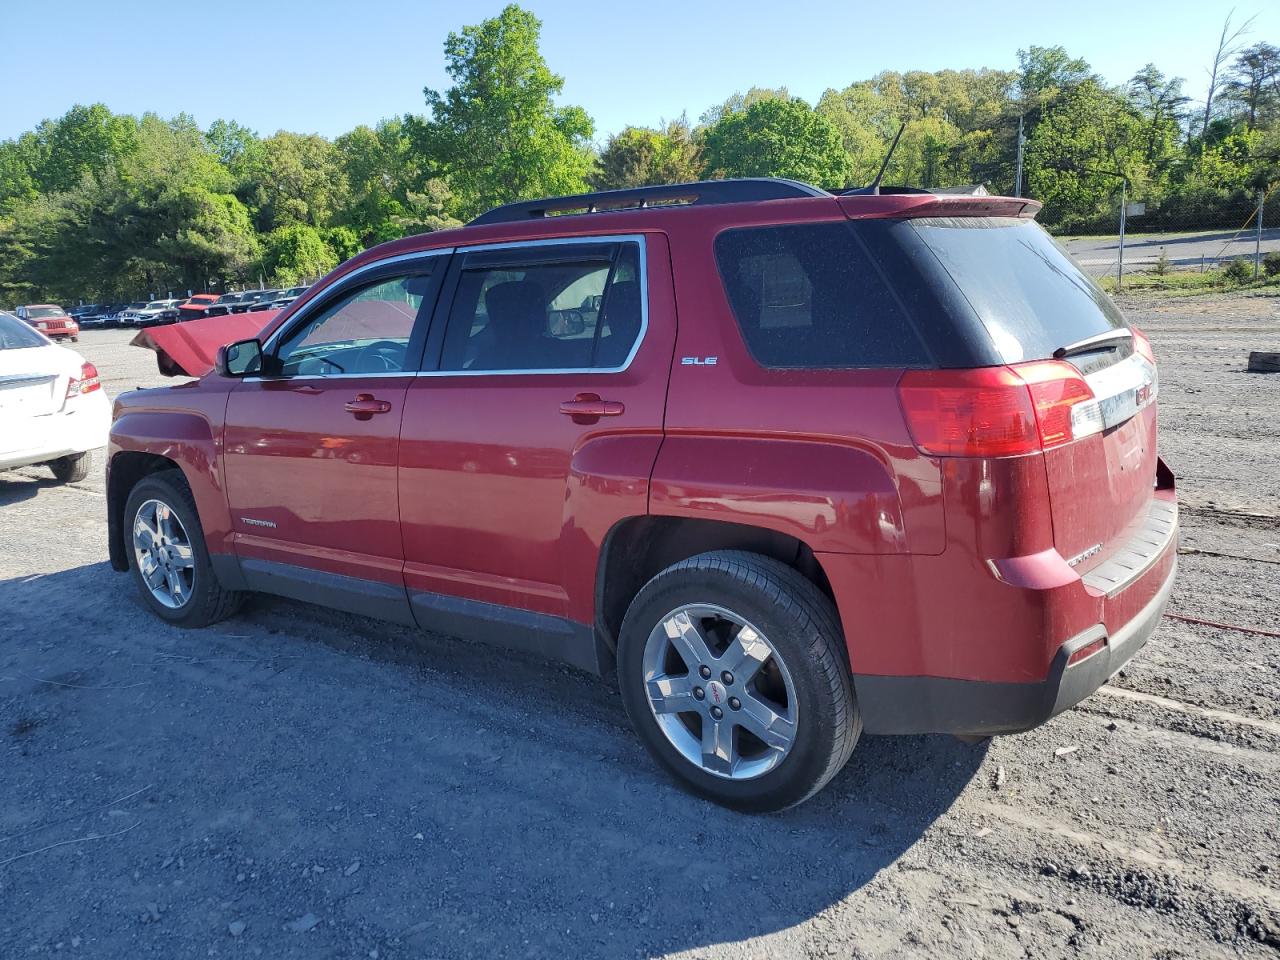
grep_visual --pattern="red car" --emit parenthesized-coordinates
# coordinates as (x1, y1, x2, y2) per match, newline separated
(175, 294, 221, 323)
(18, 304, 79, 341)
(107, 178, 1176, 811)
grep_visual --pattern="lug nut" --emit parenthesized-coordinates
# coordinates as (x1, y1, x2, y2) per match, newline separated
(729, 697, 741, 711)
(710, 706, 724, 720)
(721, 671, 734, 685)
(699, 665, 711, 679)
(693, 686, 705, 701)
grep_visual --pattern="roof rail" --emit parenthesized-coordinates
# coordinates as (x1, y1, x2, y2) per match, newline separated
(468, 178, 830, 226)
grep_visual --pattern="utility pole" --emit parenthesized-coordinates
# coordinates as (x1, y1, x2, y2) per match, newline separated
(1117, 179, 1127, 293)
(1256, 190, 1265, 280)
(1014, 115, 1025, 198)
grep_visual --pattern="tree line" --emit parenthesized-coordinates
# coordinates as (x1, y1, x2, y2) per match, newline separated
(2, 4, 1277, 304)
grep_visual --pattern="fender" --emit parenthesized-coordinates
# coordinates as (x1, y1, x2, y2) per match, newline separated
(648, 434, 916, 555)
(107, 386, 234, 572)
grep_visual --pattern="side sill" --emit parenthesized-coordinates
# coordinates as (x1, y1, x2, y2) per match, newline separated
(239, 557, 416, 627)
(409, 590, 606, 676)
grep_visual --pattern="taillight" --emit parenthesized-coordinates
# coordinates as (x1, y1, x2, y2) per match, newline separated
(898, 360, 1095, 458)
(66, 362, 101, 399)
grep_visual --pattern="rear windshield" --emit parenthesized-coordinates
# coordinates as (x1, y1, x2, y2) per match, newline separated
(906, 217, 1126, 363)
(0, 311, 47, 349)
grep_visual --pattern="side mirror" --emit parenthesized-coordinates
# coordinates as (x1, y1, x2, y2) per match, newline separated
(216, 338, 263, 377)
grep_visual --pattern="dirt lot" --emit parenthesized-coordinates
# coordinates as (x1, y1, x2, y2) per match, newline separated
(2, 298, 1279, 959)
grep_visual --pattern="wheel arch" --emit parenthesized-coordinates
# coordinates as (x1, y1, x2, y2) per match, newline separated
(107, 452, 184, 571)
(593, 515, 836, 661)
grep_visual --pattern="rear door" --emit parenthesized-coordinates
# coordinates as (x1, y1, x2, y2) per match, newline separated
(397, 234, 671, 632)
(904, 217, 1159, 573)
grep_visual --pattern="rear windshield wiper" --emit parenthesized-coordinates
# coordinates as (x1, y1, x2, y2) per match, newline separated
(1052, 329, 1132, 360)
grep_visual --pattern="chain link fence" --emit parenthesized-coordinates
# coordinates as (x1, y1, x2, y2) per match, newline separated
(1054, 188, 1280, 288)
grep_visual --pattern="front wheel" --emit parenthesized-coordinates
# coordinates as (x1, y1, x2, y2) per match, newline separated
(617, 551, 860, 812)
(124, 470, 244, 627)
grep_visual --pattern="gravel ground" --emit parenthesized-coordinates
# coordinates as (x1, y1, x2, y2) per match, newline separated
(2, 300, 1279, 959)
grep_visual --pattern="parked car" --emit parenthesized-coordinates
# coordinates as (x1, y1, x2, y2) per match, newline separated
(228, 290, 278, 313)
(247, 291, 283, 312)
(78, 303, 125, 329)
(128, 299, 185, 327)
(113, 301, 151, 326)
(270, 286, 309, 309)
(0, 310, 109, 481)
(108, 178, 1177, 811)
(176, 294, 221, 323)
(17, 304, 79, 341)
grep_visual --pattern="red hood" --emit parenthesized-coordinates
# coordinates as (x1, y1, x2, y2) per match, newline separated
(131, 311, 277, 377)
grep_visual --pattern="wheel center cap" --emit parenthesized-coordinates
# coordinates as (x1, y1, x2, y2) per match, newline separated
(706, 680, 727, 707)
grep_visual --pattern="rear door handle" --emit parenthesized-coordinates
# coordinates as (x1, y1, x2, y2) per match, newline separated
(559, 394, 625, 420)
(345, 393, 393, 420)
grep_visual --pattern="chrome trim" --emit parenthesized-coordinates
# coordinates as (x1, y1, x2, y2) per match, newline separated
(1070, 352, 1158, 439)
(259, 247, 455, 357)
(253, 234, 649, 381)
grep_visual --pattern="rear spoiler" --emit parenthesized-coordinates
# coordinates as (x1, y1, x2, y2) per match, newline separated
(839, 194, 1042, 220)
(130, 311, 277, 378)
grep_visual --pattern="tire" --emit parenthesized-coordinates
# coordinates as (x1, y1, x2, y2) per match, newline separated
(123, 469, 244, 627)
(617, 550, 860, 812)
(49, 451, 91, 483)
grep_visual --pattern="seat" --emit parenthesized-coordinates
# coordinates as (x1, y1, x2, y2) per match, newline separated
(470, 280, 553, 370)
(595, 280, 643, 367)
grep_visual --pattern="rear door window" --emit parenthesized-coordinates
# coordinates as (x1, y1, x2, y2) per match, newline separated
(715, 223, 931, 369)
(437, 240, 644, 372)
(906, 217, 1127, 364)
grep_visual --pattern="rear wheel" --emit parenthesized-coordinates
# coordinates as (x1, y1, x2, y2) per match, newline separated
(124, 470, 243, 627)
(618, 550, 860, 812)
(49, 452, 91, 483)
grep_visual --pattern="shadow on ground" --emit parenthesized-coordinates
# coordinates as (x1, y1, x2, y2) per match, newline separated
(1, 563, 986, 958)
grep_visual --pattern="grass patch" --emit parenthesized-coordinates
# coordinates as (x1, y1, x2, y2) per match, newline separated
(1099, 269, 1280, 297)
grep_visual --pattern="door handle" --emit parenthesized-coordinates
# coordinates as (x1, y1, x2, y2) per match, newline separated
(345, 393, 393, 420)
(559, 393, 625, 421)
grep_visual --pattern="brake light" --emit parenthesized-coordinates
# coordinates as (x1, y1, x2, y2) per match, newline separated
(1130, 326, 1155, 363)
(66, 362, 101, 398)
(898, 361, 1094, 458)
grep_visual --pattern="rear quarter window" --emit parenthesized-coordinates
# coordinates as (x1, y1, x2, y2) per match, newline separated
(715, 222, 931, 369)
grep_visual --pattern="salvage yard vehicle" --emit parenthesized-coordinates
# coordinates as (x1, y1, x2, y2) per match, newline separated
(0, 310, 109, 482)
(127, 299, 185, 327)
(107, 178, 1177, 811)
(176, 294, 220, 322)
(16, 304, 79, 342)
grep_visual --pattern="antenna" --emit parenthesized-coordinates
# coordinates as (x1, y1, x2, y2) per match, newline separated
(868, 123, 907, 195)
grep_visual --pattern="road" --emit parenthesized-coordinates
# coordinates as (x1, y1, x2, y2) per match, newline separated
(3, 315, 1280, 958)
(1063, 228, 1280, 277)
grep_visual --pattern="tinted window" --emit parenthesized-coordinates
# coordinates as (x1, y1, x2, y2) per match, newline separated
(24, 306, 66, 320)
(275, 271, 435, 376)
(439, 241, 643, 372)
(0, 311, 46, 349)
(715, 223, 930, 369)
(907, 217, 1126, 363)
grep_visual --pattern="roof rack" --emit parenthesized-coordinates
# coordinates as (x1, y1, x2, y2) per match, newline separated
(468, 178, 830, 226)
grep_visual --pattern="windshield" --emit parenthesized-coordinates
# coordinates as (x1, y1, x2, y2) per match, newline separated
(146, 301, 170, 309)
(0, 311, 47, 349)
(25, 306, 66, 319)
(906, 217, 1126, 364)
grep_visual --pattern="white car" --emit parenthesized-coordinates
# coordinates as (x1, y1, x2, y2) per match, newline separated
(0, 310, 110, 482)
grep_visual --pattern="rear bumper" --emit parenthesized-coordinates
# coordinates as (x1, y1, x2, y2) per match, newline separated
(854, 552, 1176, 736)
(0, 393, 112, 471)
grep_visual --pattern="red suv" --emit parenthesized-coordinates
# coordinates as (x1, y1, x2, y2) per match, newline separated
(107, 178, 1177, 811)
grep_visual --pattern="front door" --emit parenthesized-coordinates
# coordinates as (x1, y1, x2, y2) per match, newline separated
(222, 259, 446, 620)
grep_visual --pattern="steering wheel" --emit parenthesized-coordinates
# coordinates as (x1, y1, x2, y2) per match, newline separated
(354, 339, 407, 373)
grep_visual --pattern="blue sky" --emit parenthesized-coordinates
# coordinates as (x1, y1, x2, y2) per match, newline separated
(3, 0, 1275, 143)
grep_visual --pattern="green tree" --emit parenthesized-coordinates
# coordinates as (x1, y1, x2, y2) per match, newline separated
(593, 118, 703, 189)
(241, 131, 347, 232)
(408, 4, 594, 221)
(702, 98, 851, 187)
(699, 87, 792, 127)
(260, 223, 338, 285)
